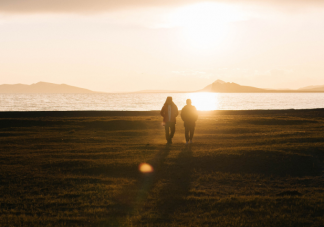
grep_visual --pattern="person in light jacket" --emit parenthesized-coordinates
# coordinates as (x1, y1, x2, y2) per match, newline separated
(181, 99, 198, 144)
(160, 96, 179, 144)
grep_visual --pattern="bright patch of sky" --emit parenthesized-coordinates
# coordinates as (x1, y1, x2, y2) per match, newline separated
(0, 2, 324, 92)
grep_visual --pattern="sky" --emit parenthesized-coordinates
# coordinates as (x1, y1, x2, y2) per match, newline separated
(1, 0, 324, 92)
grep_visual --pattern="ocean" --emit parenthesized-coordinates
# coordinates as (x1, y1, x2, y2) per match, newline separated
(0, 93, 324, 111)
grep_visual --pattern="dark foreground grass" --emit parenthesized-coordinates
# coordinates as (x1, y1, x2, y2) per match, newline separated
(0, 110, 324, 226)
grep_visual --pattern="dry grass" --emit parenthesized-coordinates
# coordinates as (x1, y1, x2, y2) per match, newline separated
(0, 110, 324, 226)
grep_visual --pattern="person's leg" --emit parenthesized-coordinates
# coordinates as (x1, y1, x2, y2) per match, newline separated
(190, 126, 195, 143)
(185, 127, 190, 142)
(164, 123, 170, 143)
(169, 122, 176, 142)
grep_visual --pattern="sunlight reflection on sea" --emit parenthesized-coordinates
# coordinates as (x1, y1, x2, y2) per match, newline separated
(188, 92, 219, 110)
(0, 93, 324, 111)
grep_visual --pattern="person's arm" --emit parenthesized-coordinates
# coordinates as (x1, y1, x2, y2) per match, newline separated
(194, 107, 198, 121)
(160, 106, 165, 117)
(180, 107, 185, 121)
(181, 106, 187, 122)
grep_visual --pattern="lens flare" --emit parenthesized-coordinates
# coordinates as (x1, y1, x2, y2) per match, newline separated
(139, 163, 153, 173)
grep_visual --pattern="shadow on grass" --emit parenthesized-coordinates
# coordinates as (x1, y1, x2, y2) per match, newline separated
(148, 145, 194, 223)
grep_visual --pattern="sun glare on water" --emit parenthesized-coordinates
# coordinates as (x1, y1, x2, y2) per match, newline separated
(189, 92, 219, 111)
(168, 2, 246, 51)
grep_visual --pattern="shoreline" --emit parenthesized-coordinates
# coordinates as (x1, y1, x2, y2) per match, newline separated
(1, 108, 324, 118)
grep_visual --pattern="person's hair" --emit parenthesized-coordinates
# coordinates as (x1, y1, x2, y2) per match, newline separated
(186, 99, 192, 105)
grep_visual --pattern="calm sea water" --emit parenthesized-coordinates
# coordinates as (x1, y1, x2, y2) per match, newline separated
(0, 93, 324, 111)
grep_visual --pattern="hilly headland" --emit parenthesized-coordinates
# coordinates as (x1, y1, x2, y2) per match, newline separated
(134, 79, 324, 93)
(200, 80, 324, 93)
(0, 82, 99, 93)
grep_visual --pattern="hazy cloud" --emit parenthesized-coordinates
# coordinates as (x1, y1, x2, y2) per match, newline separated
(0, 0, 192, 13)
(0, 0, 323, 14)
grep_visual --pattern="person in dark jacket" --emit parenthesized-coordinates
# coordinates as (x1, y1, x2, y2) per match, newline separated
(181, 99, 198, 144)
(160, 96, 179, 144)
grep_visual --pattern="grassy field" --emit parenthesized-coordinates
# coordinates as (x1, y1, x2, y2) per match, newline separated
(1, 110, 324, 226)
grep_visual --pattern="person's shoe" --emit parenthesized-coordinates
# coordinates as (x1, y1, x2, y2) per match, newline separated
(186, 141, 189, 145)
(169, 139, 172, 144)
(190, 139, 193, 144)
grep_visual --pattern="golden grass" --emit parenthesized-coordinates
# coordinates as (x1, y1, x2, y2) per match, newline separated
(0, 110, 324, 226)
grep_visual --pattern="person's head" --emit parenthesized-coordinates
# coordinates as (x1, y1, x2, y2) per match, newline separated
(166, 96, 172, 104)
(186, 99, 192, 105)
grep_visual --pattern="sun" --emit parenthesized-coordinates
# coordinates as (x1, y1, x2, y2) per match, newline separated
(189, 92, 219, 111)
(168, 2, 246, 51)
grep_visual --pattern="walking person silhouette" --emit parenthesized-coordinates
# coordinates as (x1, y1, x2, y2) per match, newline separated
(181, 99, 198, 144)
(160, 96, 179, 144)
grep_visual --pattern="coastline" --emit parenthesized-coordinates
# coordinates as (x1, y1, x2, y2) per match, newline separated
(1, 108, 324, 118)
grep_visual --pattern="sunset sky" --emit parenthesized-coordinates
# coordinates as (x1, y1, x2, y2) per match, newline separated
(1, 0, 324, 92)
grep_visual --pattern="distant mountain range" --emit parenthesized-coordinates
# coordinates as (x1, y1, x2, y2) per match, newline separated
(1, 80, 324, 93)
(135, 80, 324, 93)
(298, 85, 324, 92)
(201, 80, 268, 92)
(199, 80, 324, 93)
(0, 82, 98, 93)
